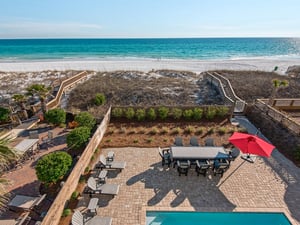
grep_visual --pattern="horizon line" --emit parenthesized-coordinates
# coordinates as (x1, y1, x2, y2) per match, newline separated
(0, 36, 300, 40)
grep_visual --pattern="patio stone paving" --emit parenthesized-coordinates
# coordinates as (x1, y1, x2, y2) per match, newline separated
(77, 147, 300, 225)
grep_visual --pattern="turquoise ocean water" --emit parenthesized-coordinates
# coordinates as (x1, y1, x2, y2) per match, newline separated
(0, 38, 300, 61)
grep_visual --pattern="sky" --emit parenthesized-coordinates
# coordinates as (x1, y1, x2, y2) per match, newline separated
(0, 0, 300, 38)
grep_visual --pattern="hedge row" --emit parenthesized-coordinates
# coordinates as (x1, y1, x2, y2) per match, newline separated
(111, 106, 229, 121)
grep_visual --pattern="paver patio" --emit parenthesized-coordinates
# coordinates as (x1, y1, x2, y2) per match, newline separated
(77, 147, 300, 225)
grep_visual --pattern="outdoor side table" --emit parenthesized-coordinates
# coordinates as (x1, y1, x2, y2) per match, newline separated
(88, 198, 99, 215)
(98, 170, 108, 183)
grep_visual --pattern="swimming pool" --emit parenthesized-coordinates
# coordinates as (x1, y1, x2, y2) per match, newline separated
(146, 211, 292, 225)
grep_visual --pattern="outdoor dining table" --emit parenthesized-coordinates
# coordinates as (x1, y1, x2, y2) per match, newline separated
(14, 139, 39, 154)
(170, 146, 229, 161)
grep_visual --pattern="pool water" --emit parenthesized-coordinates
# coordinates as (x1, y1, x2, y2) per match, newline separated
(146, 211, 292, 225)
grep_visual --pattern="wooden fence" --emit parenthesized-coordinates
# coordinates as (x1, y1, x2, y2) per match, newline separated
(255, 99, 300, 135)
(41, 107, 111, 225)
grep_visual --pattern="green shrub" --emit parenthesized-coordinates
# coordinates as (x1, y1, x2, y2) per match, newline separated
(105, 139, 112, 143)
(146, 138, 153, 143)
(182, 109, 193, 120)
(136, 108, 146, 121)
(66, 126, 91, 150)
(207, 127, 215, 135)
(158, 107, 169, 120)
(193, 108, 203, 120)
(216, 106, 229, 118)
(111, 108, 123, 118)
(84, 166, 90, 173)
(160, 127, 169, 134)
(205, 106, 217, 120)
(149, 127, 159, 135)
(171, 108, 182, 120)
(217, 127, 227, 135)
(147, 108, 157, 120)
(71, 191, 79, 200)
(125, 108, 135, 120)
(133, 139, 139, 143)
(184, 125, 195, 134)
(195, 127, 204, 135)
(62, 208, 72, 217)
(45, 108, 66, 126)
(0, 107, 10, 122)
(35, 152, 72, 184)
(74, 112, 96, 131)
(94, 93, 106, 106)
(163, 138, 168, 142)
(171, 127, 181, 135)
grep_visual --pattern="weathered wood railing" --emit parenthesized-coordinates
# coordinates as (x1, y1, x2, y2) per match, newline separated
(255, 99, 300, 135)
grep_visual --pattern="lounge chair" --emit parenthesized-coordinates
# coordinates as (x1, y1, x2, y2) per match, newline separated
(205, 138, 215, 146)
(87, 177, 119, 196)
(97, 154, 126, 171)
(213, 159, 230, 177)
(190, 136, 200, 146)
(174, 137, 184, 146)
(176, 160, 190, 176)
(195, 160, 210, 177)
(158, 147, 172, 167)
(72, 210, 112, 225)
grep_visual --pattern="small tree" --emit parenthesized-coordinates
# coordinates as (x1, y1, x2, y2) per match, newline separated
(35, 151, 72, 184)
(74, 112, 96, 131)
(158, 107, 169, 120)
(171, 108, 182, 120)
(111, 108, 123, 118)
(45, 108, 66, 126)
(147, 108, 156, 120)
(0, 107, 10, 122)
(125, 108, 135, 120)
(268, 79, 289, 106)
(26, 84, 51, 115)
(135, 108, 146, 121)
(94, 93, 106, 106)
(67, 126, 91, 150)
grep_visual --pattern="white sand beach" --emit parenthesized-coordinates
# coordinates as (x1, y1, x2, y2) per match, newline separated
(0, 58, 299, 74)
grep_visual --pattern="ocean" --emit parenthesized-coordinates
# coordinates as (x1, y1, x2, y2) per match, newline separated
(0, 38, 300, 61)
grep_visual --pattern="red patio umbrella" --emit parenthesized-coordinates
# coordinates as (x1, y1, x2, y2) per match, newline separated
(229, 132, 275, 158)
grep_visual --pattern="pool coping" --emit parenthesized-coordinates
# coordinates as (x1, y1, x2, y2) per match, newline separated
(141, 206, 298, 225)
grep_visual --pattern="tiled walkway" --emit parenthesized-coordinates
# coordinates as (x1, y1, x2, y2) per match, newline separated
(78, 145, 300, 225)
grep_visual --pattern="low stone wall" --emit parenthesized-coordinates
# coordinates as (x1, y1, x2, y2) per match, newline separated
(41, 107, 111, 225)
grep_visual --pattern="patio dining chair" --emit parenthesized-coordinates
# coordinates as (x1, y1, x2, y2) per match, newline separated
(189, 136, 200, 146)
(176, 160, 191, 176)
(213, 159, 230, 177)
(174, 137, 184, 146)
(195, 160, 210, 177)
(205, 138, 215, 146)
(72, 210, 112, 225)
(158, 147, 172, 167)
